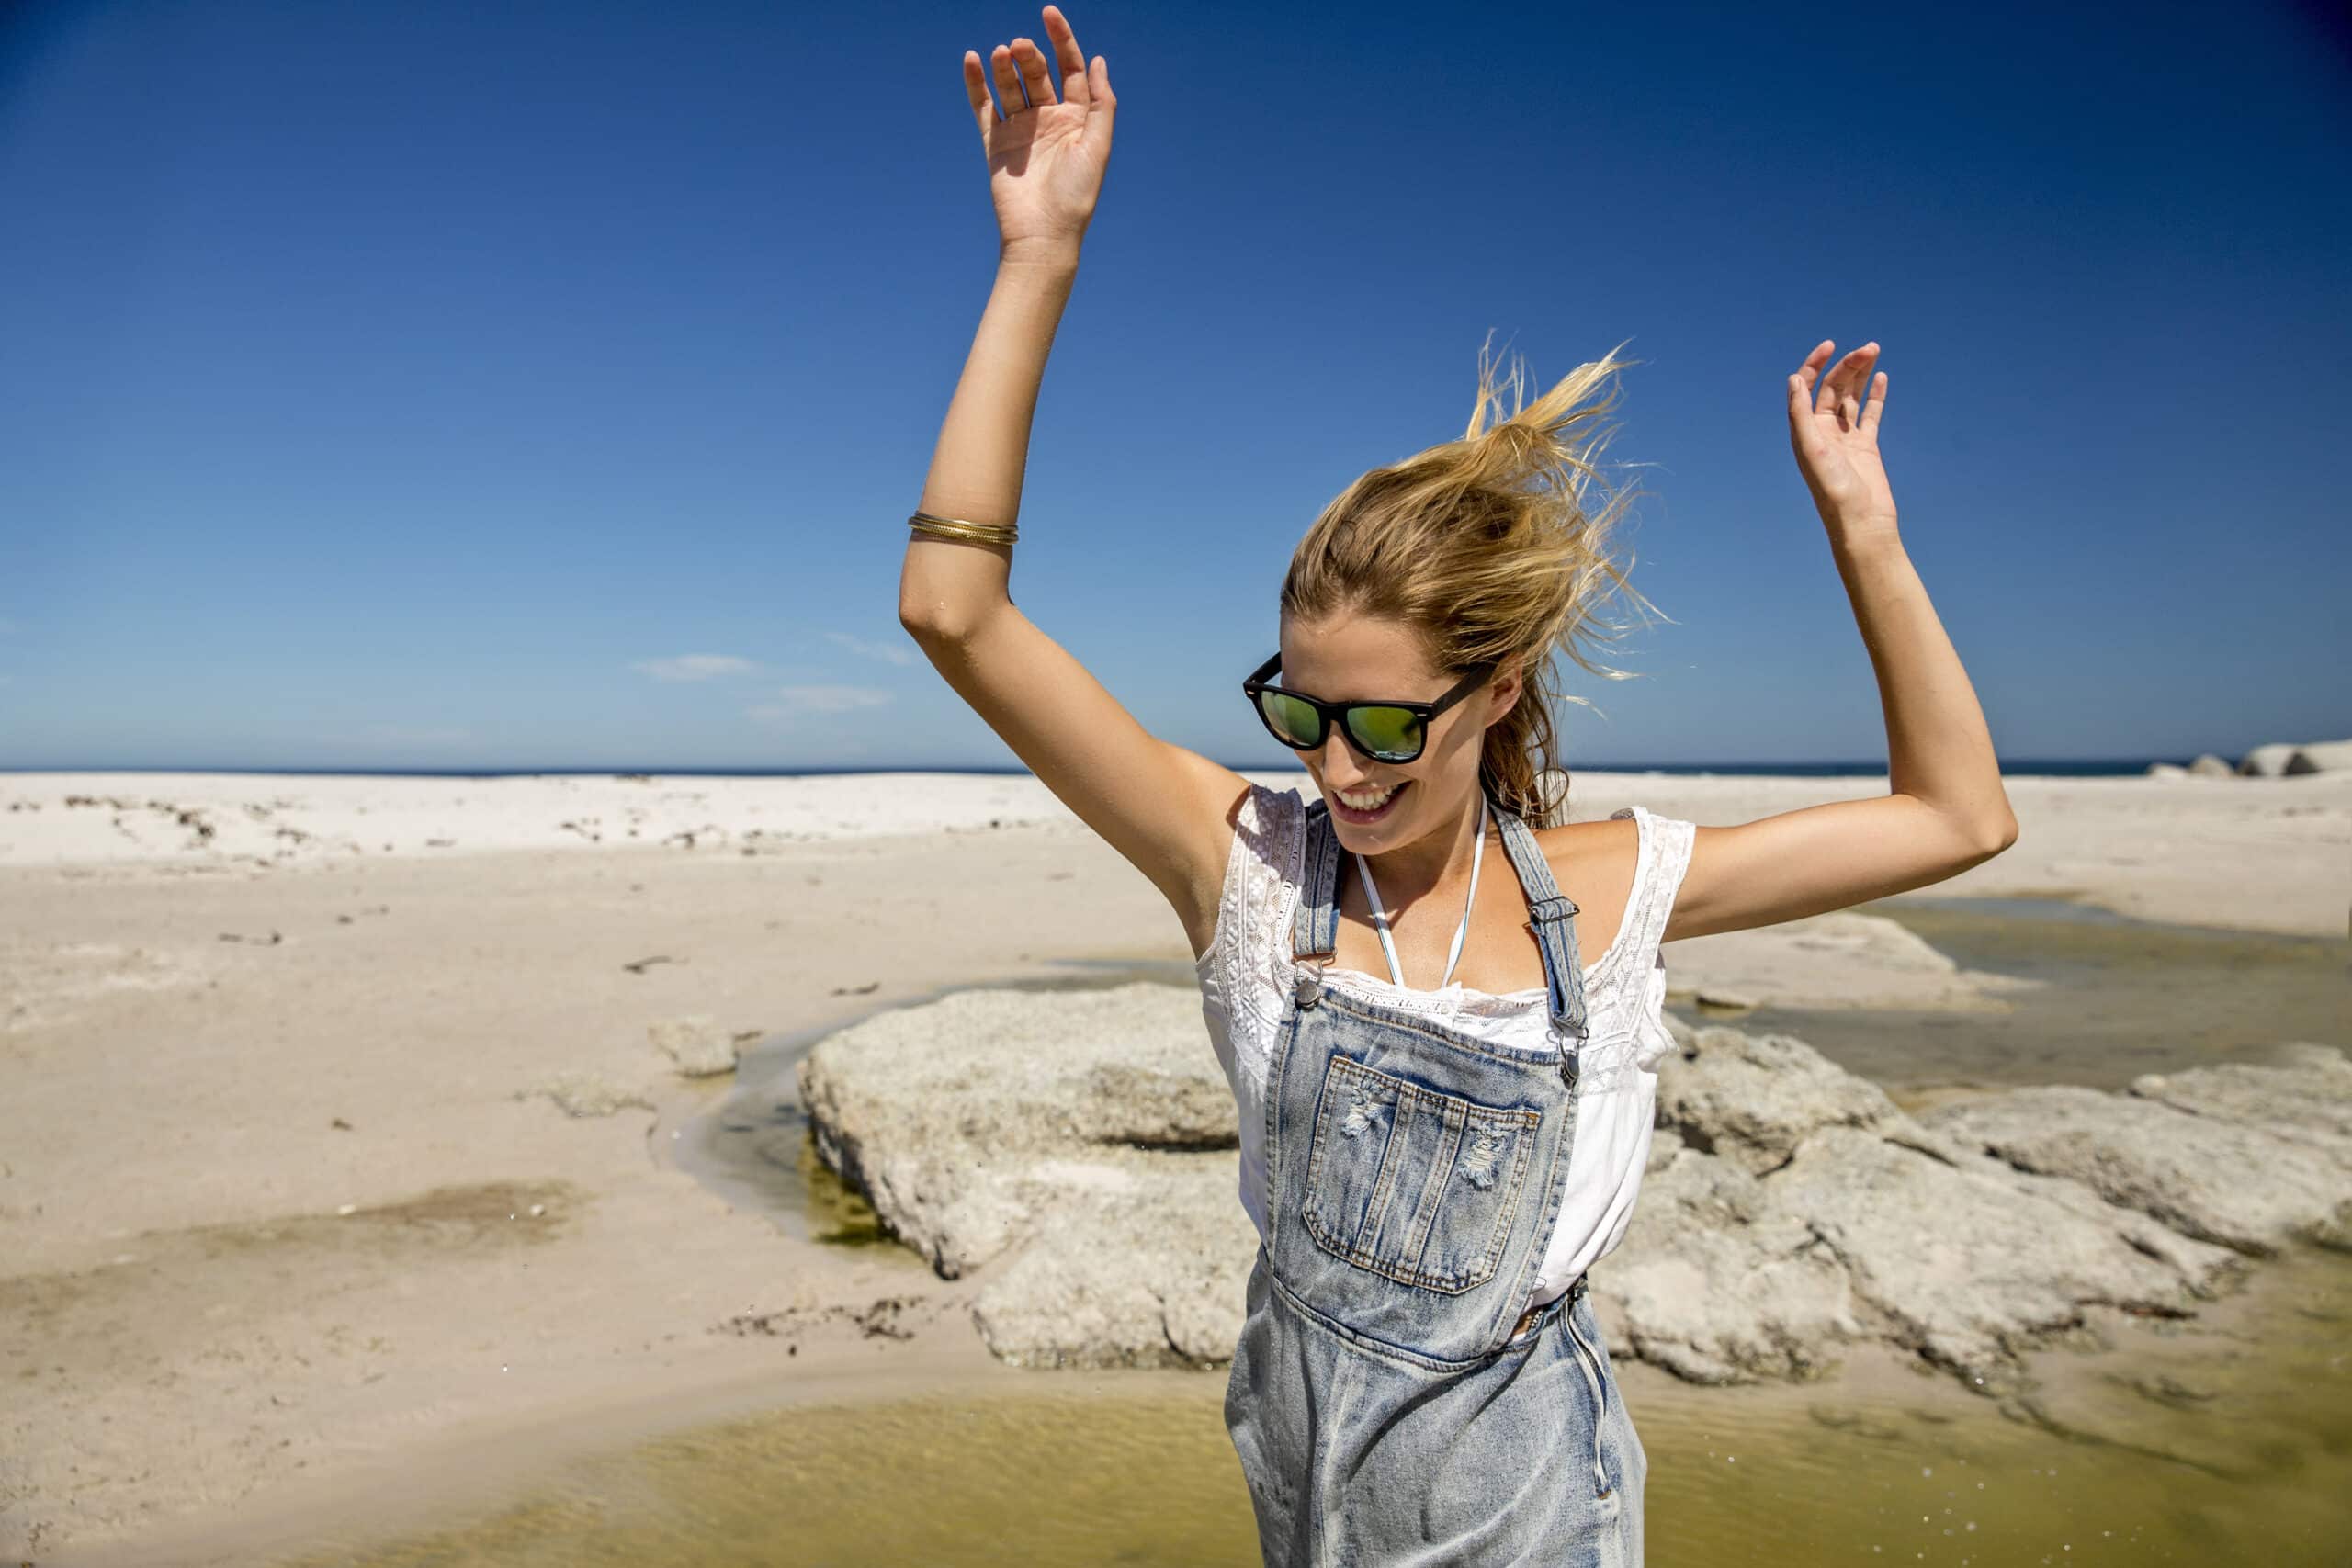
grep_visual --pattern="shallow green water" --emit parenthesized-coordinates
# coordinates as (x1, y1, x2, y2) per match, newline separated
(1734, 893, 2352, 1094)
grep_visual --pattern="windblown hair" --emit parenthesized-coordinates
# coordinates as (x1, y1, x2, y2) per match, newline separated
(1280, 333, 1666, 827)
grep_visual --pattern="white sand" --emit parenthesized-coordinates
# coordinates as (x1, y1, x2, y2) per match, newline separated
(2, 766, 2346, 1561)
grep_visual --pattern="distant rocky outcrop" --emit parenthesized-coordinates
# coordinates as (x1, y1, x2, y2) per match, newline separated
(795, 981, 2352, 1398)
(2148, 738, 2352, 778)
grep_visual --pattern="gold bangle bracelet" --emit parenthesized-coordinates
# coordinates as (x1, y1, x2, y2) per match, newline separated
(908, 517, 1011, 543)
(909, 512, 1018, 545)
(909, 522, 1017, 544)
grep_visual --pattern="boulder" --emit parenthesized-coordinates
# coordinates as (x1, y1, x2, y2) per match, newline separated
(2237, 742, 2302, 777)
(2287, 739, 2352, 774)
(1652, 1022, 1911, 1175)
(1919, 1082, 2352, 1255)
(797, 981, 1252, 1366)
(2186, 753, 2235, 778)
(2128, 1043, 2352, 1156)
(796, 982, 2344, 1395)
(1662, 911, 2041, 1012)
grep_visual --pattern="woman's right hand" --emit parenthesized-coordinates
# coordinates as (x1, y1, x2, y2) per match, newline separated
(963, 6, 1116, 263)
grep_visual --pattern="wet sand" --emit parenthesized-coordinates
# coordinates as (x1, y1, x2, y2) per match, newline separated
(2, 767, 2346, 1562)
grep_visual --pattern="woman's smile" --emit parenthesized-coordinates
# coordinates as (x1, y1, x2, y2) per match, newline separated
(1329, 778, 1410, 823)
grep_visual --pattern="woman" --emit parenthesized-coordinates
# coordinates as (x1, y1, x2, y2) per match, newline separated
(904, 10, 2018, 1564)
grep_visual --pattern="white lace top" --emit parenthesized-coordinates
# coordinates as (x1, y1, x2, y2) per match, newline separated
(1193, 784, 1699, 1305)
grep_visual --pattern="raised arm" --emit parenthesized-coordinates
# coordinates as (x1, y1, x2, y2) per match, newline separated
(899, 6, 1249, 958)
(1665, 340, 2020, 943)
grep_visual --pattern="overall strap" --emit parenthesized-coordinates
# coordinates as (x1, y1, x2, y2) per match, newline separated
(1488, 783, 1592, 1041)
(1295, 784, 1589, 1043)
(1293, 796, 1344, 960)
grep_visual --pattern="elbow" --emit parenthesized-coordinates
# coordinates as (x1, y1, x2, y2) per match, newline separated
(899, 589, 1007, 648)
(1973, 814, 2020, 858)
(899, 599, 973, 647)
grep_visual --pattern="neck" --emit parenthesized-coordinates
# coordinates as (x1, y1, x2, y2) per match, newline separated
(1357, 786, 1490, 903)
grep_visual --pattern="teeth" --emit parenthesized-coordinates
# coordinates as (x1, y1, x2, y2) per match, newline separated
(1337, 784, 1399, 810)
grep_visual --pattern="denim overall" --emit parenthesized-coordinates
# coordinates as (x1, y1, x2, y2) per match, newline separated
(1223, 784, 1645, 1567)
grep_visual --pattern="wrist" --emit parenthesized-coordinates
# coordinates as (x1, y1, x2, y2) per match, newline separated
(1827, 513, 1902, 555)
(999, 237, 1083, 273)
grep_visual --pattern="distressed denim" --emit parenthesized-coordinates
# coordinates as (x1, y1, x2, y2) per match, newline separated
(1223, 785, 1646, 1566)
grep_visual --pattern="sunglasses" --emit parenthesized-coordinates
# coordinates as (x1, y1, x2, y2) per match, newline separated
(1242, 651, 1496, 765)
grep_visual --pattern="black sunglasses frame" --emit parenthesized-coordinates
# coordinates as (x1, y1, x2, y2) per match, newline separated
(1241, 651, 1497, 765)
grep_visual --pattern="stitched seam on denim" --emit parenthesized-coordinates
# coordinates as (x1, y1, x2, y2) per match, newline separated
(1259, 1259, 1512, 1377)
(1565, 1304, 1613, 1494)
(1398, 1102, 1466, 1274)
(1308, 987, 1575, 1071)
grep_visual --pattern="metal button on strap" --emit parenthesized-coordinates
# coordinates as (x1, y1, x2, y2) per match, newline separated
(1292, 973, 1321, 1008)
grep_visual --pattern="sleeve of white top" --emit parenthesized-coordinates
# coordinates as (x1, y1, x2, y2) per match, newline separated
(1628, 805, 1699, 959)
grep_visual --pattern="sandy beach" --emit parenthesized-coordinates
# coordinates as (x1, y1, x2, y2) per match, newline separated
(4, 765, 2347, 1562)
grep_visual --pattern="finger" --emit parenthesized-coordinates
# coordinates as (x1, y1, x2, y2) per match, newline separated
(1080, 54, 1115, 157)
(1860, 368, 1888, 436)
(990, 44, 1025, 113)
(963, 51, 997, 133)
(1044, 6, 1089, 105)
(1817, 342, 1871, 423)
(1012, 36, 1057, 108)
(1798, 340, 1831, 406)
(1838, 343, 1880, 431)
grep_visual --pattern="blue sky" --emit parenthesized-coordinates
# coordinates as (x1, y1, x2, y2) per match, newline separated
(3, 0, 2346, 773)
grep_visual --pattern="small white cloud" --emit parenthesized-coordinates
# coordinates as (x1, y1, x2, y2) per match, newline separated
(750, 684, 896, 719)
(632, 654, 759, 682)
(821, 629, 918, 668)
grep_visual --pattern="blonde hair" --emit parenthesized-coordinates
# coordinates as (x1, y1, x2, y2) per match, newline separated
(1279, 333, 1666, 826)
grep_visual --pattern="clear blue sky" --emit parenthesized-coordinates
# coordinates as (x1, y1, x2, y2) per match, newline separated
(3, 0, 2346, 773)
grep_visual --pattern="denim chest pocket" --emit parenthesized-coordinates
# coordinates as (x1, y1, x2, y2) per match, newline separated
(1299, 1056, 1542, 1292)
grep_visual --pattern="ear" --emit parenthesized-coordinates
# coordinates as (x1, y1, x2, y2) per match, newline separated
(1485, 659, 1524, 725)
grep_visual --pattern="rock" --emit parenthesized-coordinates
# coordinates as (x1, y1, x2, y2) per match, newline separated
(796, 981, 1247, 1365)
(1762, 1126, 2239, 1391)
(1607, 1145, 1863, 1384)
(2128, 1043, 2352, 1156)
(2186, 753, 2234, 778)
(797, 982, 2346, 1394)
(647, 1014, 741, 1077)
(2287, 739, 2352, 774)
(2237, 742, 2302, 777)
(1654, 1024, 1911, 1176)
(1919, 1083, 2352, 1255)
(2144, 762, 2189, 779)
(1692, 988, 1759, 1010)
(1663, 911, 2041, 1012)
(968, 1163, 1259, 1369)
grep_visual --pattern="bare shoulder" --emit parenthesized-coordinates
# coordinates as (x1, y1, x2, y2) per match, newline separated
(1528, 811, 1643, 964)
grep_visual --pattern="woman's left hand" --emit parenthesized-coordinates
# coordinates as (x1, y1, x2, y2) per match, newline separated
(1786, 340, 1897, 541)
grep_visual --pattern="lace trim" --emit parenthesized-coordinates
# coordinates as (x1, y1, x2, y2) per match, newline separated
(1204, 785, 1699, 1094)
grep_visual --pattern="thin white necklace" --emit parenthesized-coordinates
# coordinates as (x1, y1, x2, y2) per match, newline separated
(1352, 793, 1487, 990)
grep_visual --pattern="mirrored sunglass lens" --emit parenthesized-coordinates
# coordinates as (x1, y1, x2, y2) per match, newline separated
(1259, 691, 1323, 749)
(1349, 706, 1423, 761)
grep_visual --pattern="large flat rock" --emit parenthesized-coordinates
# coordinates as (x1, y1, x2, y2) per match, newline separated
(1919, 1081, 2352, 1255)
(797, 980, 2347, 1393)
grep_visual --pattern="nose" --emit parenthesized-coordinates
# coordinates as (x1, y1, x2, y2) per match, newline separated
(1315, 728, 1373, 787)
